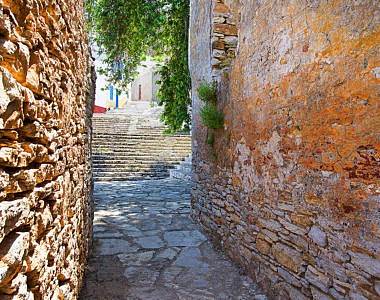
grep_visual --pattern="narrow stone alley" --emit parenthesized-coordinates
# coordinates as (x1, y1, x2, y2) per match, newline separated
(79, 179, 267, 299)
(79, 102, 267, 299)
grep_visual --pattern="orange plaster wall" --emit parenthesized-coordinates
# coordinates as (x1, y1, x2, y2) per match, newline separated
(191, 1, 380, 299)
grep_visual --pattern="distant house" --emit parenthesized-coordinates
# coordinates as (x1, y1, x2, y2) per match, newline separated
(93, 47, 130, 109)
(93, 50, 160, 107)
(131, 59, 161, 102)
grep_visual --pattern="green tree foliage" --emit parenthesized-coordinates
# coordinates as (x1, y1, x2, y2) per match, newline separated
(86, 0, 191, 132)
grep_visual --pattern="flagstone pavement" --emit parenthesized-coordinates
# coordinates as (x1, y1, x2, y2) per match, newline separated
(79, 178, 268, 300)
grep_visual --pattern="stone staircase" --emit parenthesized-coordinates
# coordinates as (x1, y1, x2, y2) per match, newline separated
(170, 155, 192, 180)
(92, 102, 192, 181)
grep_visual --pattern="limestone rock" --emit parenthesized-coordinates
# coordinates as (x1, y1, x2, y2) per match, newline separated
(0, 170, 9, 189)
(0, 232, 30, 287)
(307, 226, 327, 247)
(349, 252, 380, 278)
(271, 243, 303, 273)
(305, 265, 332, 293)
(0, 199, 29, 244)
(214, 24, 237, 36)
(256, 239, 271, 255)
(224, 36, 238, 48)
(0, 67, 24, 129)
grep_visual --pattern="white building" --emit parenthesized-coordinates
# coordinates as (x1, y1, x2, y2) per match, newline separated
(92, 47, 129, 109)
(130, 58, 161, 102)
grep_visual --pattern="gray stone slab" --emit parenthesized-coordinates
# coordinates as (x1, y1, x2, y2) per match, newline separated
(136, 236, 164, 249)
(173, 247, 205, 267)
(96, 239, 130, 255)
(156, 248, 179, 260)
(94, 231, 124, 239)
(123, 266, 160, 285)
(164, 230, 207, 247)
(127, 286, 179, 300)
(118, 250, 155, 265)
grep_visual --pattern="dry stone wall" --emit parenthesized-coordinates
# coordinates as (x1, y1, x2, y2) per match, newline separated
(190, 1, 380, 299)
(0, 0, 94, 298)
(211, 0, 240, 78)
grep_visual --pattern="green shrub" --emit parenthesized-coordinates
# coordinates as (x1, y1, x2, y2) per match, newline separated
(207, 131, 215, 146)
(200, 103, 224, 129)
(197, 81, 217, 104)
(198, 80, 224, 155)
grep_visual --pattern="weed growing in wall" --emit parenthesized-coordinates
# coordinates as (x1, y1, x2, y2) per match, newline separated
(197, 81, 224, 157)
(200, 103, 224, 129)
(198, 81, 218, 104)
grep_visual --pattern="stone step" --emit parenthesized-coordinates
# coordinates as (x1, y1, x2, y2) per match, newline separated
(94, 175, 168, 181)
(94, 171, 168, 176)
(93, 147, 191, 152)
(93, 136, 191, 141)
(93, 148, 190, 154)
(93, 159, 186, 165)
(92, 162, 186, 168)
(93, 145, 190, 149)
(93, 153, 189, 159)
(92, 160, 182, 167)
(93, 139, 191, 143)
(93, 134, 191, 138)
(93, 158, 189, 163)
(94, 171, 175, 177)
(93, 126, 167, 130)
(93, 149, 191, 160)
(93, 146, 190, 151)
(93, 170, 169, 178)
(93, 163, 178, 170)
(93, 134, 190, 139)
(93, 151, 190, 156)
(93, 128, 167, 131)
(93, 135, 190, 139)
(92, 123, 165, 126)
(92, 139, 191, 146)
(93, 131, 174, 134)
(93, 139, 190, 143)
(169, 154, 193, 180)
(93, 160, 188, 165)
(93, 140, 190, 144)
(93, 168, 175, 174)
(92, 146, 191, 151)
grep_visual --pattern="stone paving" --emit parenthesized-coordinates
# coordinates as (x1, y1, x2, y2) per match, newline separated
(79, 179, 268, 300)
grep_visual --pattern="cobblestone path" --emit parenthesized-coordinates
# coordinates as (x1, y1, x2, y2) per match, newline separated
(80, 179, 267, 299)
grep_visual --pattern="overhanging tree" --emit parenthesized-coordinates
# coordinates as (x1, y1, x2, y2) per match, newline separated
(86, 0, 191, 132)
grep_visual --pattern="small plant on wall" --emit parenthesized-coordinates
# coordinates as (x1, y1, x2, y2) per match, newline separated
(197, 81, 224, 157)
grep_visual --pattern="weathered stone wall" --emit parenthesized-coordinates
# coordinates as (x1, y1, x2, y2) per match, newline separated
(190, 1, 380, 299)
(211, 0, 239, 78)
(0, 0, 94, 298)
